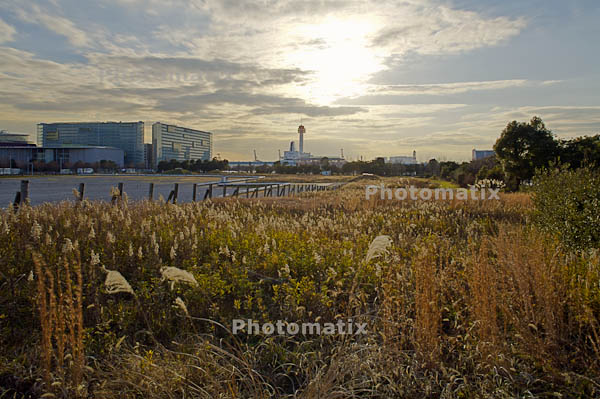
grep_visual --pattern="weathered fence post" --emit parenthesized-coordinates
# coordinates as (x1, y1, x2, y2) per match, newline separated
(192, 183, 198, 202)
(78, 183, 85, 201)
(20, 180, 29, 204)
(204, 184, 213, 200)
(172, 183, 179, 204)
(12, 191, 21, 212)
(148, 183, 154, 200)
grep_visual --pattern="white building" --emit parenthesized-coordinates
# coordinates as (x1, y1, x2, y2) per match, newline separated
(282, 124, 313, 165)
(387, 151, 418, 165)
(280, 124, 346, 167)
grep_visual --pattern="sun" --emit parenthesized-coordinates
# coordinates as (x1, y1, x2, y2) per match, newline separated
(284, 17, 385, 105)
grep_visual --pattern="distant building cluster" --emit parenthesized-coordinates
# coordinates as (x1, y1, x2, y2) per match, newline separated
(0, 121, 213, 173)
(1, 120, 496, 175)
(280, 124, 345, 167)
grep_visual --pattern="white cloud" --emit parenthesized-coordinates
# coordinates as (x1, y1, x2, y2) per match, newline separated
(12, 2, 91, 47)
(0, 18, 16, 43)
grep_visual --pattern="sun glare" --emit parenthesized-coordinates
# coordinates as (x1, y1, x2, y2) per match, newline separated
(285, 17, 384, 105)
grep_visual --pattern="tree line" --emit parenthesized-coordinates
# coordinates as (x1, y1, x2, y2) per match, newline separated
(156, 158, 230, 173)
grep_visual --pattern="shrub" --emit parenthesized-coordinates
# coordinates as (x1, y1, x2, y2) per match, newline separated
(532, 166, 600, 250)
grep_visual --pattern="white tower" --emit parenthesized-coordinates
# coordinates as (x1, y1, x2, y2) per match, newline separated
(298, 124, 305, 154)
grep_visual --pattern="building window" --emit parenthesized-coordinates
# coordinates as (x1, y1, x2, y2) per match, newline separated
(47, 131, 59, 140)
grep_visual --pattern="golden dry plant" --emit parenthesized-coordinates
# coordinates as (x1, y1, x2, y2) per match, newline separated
(31, 243, 84, 394)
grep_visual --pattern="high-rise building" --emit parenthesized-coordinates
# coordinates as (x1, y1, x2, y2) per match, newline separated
(152, 122, 212, 169)
(37, 122, 144, 166)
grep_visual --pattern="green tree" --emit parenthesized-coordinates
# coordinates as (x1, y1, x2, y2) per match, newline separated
(494, 116, 559, 190)
(558, 135, 600, 169)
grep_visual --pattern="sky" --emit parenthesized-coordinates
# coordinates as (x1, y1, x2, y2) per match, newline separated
(0, 0, 599, 162)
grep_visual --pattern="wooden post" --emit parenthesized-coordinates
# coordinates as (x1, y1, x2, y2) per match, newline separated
(78, 183, 85, 201)
(13, 191, 21, 212)
(172, 183, 179, 204)
(204, 184, 213, 200)
(118, 182, 124, 197)
(149, 183, 154, 200)
(20, 180, 29, 204)
(192, 183, 197, 202)
(222, 184, 227, 198)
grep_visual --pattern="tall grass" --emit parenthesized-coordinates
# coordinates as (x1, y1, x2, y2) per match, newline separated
(0, 186, 599, 397)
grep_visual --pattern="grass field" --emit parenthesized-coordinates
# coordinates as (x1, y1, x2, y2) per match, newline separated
(1, 179, 599, 398)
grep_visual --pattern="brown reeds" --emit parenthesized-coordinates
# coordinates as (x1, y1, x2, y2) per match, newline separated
(31, 246, 85, 394)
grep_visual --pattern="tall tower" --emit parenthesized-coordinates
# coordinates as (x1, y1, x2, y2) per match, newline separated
(298, 124, 305, 154)
(413, 150, 416, 160)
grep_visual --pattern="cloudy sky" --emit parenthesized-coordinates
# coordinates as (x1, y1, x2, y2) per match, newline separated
(0, 0, 599, 161)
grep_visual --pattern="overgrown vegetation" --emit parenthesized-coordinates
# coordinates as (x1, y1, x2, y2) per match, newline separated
(532, 165, 600, 250)
(1, 181, 599, 397)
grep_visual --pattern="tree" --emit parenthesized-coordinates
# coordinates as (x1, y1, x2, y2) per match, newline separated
(425, 159, 440, 177)
(558, 135, 600, 169)
(494, 116, 559, 190)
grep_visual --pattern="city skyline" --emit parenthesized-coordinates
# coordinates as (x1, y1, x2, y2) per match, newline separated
(0, 0, 599, 161)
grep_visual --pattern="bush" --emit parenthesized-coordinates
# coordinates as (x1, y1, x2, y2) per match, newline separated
(532, 166, 600, 250)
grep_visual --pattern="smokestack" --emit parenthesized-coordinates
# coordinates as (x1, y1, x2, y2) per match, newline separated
(298, 124, 305, 154)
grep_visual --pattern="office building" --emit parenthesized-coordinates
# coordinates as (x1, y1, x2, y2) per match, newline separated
(37, 122, 144, 166)
(152, 122, 212, 168)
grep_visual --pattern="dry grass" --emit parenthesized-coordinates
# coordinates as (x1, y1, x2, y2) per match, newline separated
(0, 183, 599, 397)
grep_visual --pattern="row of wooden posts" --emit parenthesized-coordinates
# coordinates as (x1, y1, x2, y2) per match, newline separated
(12, 180, 343, 210)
